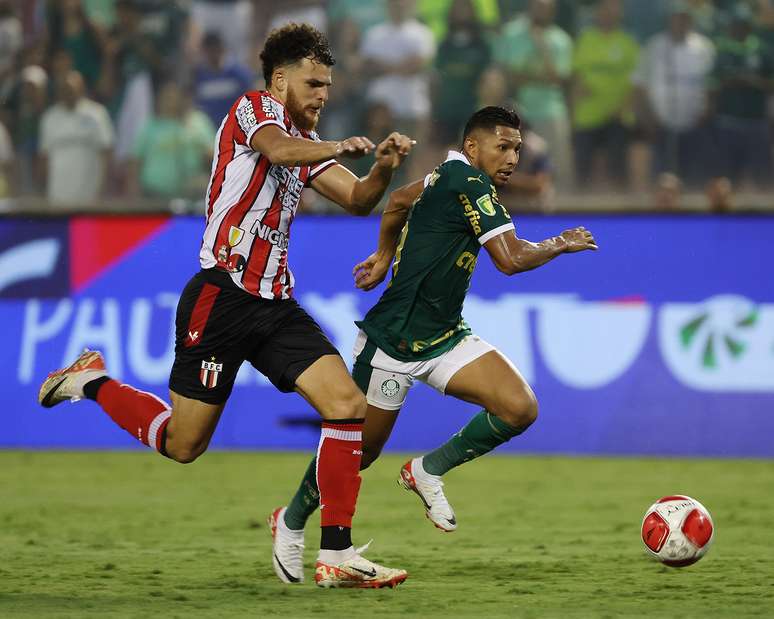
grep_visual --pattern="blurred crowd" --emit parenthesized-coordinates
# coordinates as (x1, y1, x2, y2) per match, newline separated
(1, 0, 773, 213)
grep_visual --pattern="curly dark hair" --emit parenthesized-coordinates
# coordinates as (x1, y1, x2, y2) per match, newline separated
(462, 106, 521, 141)
(260, 23, 336, 86)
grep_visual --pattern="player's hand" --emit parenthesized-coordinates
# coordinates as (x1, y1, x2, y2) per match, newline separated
(560, 227, 598, 252)
(353, 252, 391, 291)
(335, 136, 377, 159)
(374, 132, 415, 170)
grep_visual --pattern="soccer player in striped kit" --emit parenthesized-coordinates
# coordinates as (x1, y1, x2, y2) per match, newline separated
(38, 24, 414, 589)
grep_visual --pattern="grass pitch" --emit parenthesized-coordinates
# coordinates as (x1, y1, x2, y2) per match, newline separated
(1, 451, 772, 618)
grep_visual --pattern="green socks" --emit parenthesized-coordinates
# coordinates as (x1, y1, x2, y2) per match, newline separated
(282, 457, 320, 531)
(422, 410, 525, 476)
(282, 411, 524, 529)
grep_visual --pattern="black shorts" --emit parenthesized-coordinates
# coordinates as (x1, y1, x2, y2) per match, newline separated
(169, 269, 339, 404)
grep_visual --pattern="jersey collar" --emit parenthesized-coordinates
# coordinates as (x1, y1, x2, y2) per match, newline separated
(445, 150, 472, 165)
(445, 150, 493, 185)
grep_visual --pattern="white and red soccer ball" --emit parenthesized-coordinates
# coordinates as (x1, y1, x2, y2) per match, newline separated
(641, 495, 714, 567)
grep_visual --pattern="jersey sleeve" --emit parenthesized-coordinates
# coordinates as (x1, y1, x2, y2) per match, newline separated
(307, 130, 337, 183)
(235, 93, 287, 149)
(448, 164, 514, 245)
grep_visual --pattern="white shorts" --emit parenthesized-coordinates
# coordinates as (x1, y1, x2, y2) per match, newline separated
(351, 330, 496, 410)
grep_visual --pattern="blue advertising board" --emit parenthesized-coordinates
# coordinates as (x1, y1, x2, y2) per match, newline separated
(1, 214, 772, 456)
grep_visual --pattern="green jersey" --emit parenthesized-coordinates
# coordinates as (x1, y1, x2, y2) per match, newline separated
(356, 151, 515, 361)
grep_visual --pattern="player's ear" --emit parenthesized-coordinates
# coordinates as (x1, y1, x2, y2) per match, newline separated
(463, 136, 478, 161)
(273, 68, 287, 94)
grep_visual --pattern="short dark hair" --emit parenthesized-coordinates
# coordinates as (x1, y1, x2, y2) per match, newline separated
(260, 23, 335, 86)
(462, 106, 521, 142)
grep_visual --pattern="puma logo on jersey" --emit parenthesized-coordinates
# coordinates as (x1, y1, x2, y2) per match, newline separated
(467, 175, 484, 184)
(188, 330, 199, 342)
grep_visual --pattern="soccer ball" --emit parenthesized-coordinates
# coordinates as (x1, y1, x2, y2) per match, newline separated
(641, 495, 714, 567)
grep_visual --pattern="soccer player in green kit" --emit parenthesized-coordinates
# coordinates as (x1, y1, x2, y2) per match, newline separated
(269, 107, 597, 583)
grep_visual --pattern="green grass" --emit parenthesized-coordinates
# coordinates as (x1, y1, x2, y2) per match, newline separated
(1, 452, 773, 618)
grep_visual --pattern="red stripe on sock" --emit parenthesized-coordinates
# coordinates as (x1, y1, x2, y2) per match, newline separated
(316, 421, 363, 528)
(185, 283, 220, 348)
(96, 379, 170, 449)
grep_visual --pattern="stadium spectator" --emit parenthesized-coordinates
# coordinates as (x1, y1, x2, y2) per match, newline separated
(433, 0, 492, 146)
(328, 0, 386, 35)
(706, 176, 734, 212)
(4, 65, 48, 196)
(98, 0, 157, 170)
(48, 47, 75, 93)
(686, 0, 721, 38)
(632, 1, 715, 188)
(361, 0, 435, 135)
(653, 172, 682, 210)
(499, 0, 584, 37)
(495, 0, 574, 190)
(129, 80, 214, 199)
(190, 0, 254, 66)
(758, 0, 774, 49)
(476, 66, 555, 210)
(573, 0, 639, 190)
(81, 0, 117, 29)
(319, 13, 363, 139)
(46, 0, 104, 91)
(623, 0, 670, 43)
(418, 0, 500, 41)
(193, 31, 254, 128)
(505, 126, 555, 211)
(0, 0, 22, 95)
(0, 118, 13, 199)
(135, 0, 192, 78)
(348, 101, 401, 180)
(39, 70, 114, 206)
(265, 1, 328, 38)
(710, 2, 774, 189)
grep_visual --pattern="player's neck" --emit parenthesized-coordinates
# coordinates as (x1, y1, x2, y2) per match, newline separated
(267, 86, 287, 105)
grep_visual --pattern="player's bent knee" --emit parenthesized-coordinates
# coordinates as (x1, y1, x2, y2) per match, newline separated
(166, 441, 208, 464)
(495, 389, 539, 430)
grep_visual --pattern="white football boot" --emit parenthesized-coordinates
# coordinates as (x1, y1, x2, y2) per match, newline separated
(38, 350, 108, 408)
(315, 542, 408, 589)
(398, 457, 457, 532)
(268, 507, 305, 584)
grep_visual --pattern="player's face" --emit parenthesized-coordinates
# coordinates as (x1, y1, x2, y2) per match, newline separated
(472, 126, 522, 187)
(284, 58, 332, 131)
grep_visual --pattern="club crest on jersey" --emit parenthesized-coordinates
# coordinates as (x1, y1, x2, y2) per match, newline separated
(476, 194, 497, 217)
(227, 253, 245, 273)
(228, 226, 244, 247)
(200, 358, 222, 389)
(381, 378, 400, 398)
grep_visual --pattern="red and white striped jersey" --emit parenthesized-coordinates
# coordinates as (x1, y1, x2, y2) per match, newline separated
(200, 90, 337, 299)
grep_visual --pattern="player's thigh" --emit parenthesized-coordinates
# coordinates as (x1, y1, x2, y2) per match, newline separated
(295, 354, 366, 420)
(166, 270, 247, 458)
(166, 390, 226, 462)
(361, 404, 401, 469)
(444, 350, 538, 428)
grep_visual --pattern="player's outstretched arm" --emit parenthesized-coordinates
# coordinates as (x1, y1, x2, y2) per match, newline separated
(353, 178, 424, 291)
(311, 132, 415, 216)
(484, 226, 598, 275)
(251, 124, 376, 167)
